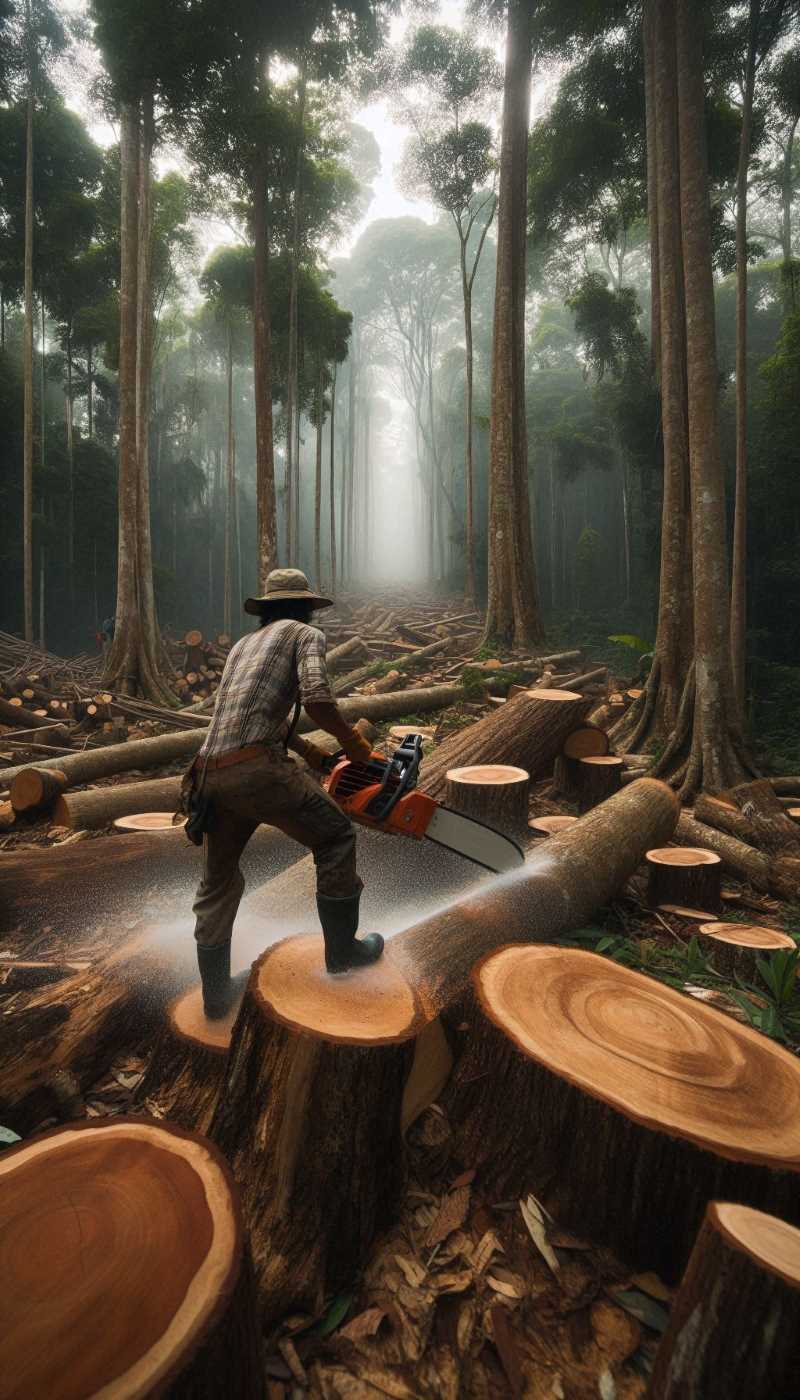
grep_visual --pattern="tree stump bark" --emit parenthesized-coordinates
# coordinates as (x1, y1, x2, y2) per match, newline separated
(552, 723, 610, 800)
(576, 755, 624, 813)
(697, 922, 796, 977)
(0, 1118, 264, 1399)
(445, 764, 530, 838)
(208, 935, 445, 1329)
(137, 985, 243, 1135)
(9, 767, 68, 815)
(648, 1202, 800, 1399)
(528, 814, 578, 839)
(646, 846, 722, 913)
(446, 945, 800, 1282)
(420, 689, 592, 800)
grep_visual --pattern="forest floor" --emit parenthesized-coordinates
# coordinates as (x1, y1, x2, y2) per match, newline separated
(2, 594, 800, 1398)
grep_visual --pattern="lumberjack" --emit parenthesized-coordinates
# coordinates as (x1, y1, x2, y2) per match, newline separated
(185, 568, 384, 1017)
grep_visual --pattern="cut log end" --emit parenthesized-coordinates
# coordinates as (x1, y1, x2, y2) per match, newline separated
(113, 812, 186, 832)
(171, 984, 241, 1052)
(253, 935, 425, 1045)
(528, 815, 579, 838)
(562, 724, 610, 760)
(647, 845, 722, 914)
(697, 922, 796, 953)
(9, 767, 68, 814)
(0, 1118, 263, 1400)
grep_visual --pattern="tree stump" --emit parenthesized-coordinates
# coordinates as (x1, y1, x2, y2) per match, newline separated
(208, 935, 446, 1328)
(576, 755, 624, 813)
(697, 922, 796, 977)
(137, 984, 242, 1135)
(113, 812, 186, 832)
(446, 945, 800, 1281)
(9, 767, 68, 815)
(676, 812, 800, 904)
(389, 724, 435, 751)
(528, 814, 578, 839)
(445, 764, 530, 839)
(646, 846, 722, 914)
(0, 1118, 264, 1399)
(648, 1202, 800, 1399)
(420, 688, 592, 800)
(552, 723, 611, 801)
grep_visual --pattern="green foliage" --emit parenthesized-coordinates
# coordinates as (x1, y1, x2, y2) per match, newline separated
(609, 634, 654, 655)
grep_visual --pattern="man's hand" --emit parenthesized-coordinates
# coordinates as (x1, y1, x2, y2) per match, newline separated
(299, 741, 329, 772)
(342, 729, 373, 765)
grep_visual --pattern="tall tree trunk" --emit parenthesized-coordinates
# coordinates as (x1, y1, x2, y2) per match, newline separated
(252, 110, 278, 588)
(23, 0, 34, 642)
(40, 297, 46, 470)
(66, 321, 74, 575)
(346, 335, 357, 581)
(329, 362, 337, 593)
(730, 2, 761, 717)
(314, 362, 323, 586)
(38, 542, 45, 649)
(781, 116, 799, 268)
(483, 0, 543, 647)
(224, 323, 234, 640)
(674, 0, 751, 794)
(86, 341, 94, 438)
(285, 60, 308, 564)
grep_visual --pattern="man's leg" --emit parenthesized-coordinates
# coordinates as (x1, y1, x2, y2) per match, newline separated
(193, 812, 256, 1017)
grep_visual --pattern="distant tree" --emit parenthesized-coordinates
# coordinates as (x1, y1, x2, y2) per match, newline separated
(397, 23, 501, 602)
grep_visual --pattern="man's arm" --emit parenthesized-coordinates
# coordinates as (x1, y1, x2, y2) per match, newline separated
(303, 701, 372, 762)
(293, 626, 372, 765)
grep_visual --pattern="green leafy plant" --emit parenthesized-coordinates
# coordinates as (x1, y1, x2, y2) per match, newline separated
(608, 634, 653, 654)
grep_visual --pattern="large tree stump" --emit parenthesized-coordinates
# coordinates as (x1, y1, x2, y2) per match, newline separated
(552, 722, 610, 800)
(208, 935, 445, 1328)
(445, 764, 530, 838)
(697, 922, 796, 977)
(446, 945, 800, 1282)
(648, 1202, 800, 1399)
(420, 688, 592, 800)
(576, 755, 623, 813)
(646, 846, 722, 913)
(0, 1118, 264, 1399)
(137, 985, 242, 1135)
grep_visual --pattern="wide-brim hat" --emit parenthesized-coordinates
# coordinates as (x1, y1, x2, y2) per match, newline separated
(244, 568, 333, 615)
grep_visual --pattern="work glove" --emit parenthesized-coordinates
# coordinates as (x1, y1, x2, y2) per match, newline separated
(342, 729, 374, 765)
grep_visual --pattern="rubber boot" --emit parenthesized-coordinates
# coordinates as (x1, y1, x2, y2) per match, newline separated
(196, 941, 247, 1019)
(317, 891, 384, 975)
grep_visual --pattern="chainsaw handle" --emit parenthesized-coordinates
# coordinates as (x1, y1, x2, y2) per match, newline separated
(320, 749, 345, 775)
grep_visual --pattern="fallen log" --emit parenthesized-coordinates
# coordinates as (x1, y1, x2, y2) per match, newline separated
(647, 1202, 800, 1399)
(646, 846, 722, 913)
(445, 764, 530, 839)
(723, 778, 800, 857)
(326, 636, 371, 672)
(446, 945, 800, 1282)
(676, 813, 800, 903)
(0, 726, 205, 791)
(52, 775, 183, 830)
(528, 815, 578, 839)
(333, 639, 450, 696)
(420, 689, 592, 801)
(9, 767, 68, 815)
(0, 694, 71, 739)
(0, 1119, 264, 1399)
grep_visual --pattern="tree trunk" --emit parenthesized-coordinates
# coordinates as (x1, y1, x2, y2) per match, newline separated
(23, 0, 34, 643)
(447, 946, 800, 1285)
(645, 845, 722, 912)
(0, 1119, 265, 1399)
(643, 0, 661, 378)
(314, 361, 323, 585)
(648, 1202, 800, 1398)
(461, 245, 477, 603)
(9, 766, 68, 815)
(576, 754, 624, 812)
(329, 362, 337, 592)
(137, 985, 240, 1135)
(252, 139, 278, 587)
(65, 321, 74, 578)
(731, 2, 761, 715)
(676, 810, 800, 902)
(0, 727, 204, 791)
(445, 763, 529, 839)
(420, 688, 591, 800)
(224, 322, 234, 640)
(53, 775, 183, 830)
(483, 0, 543, 648)
(86, 339, 93, 437)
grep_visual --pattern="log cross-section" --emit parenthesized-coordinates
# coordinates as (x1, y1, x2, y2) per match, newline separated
(445, 764, 530, 838)
(646, 846, 722, 914)
(446, 945, 800, 1282)
(0, 1118, 264, 1398)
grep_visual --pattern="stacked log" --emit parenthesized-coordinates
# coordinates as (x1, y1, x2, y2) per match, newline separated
(446, 944, 800, 1281)
(0, 1119, 264, 1397)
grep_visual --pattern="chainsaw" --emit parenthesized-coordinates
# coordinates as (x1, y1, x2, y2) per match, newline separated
(322, 734, 524, 875)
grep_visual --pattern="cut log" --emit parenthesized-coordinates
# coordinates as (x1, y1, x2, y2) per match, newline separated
(646, 846, 722, 914)
(209, 936, 439, 1326)
(0, 726, 206, 791)
(390, 779, 679, 1014)
(721, 779, 800, 857)
(562, 724, 610, 760)
(113, 812, 186, 831)
(0, 695, 71, 741)
(137, 985, 241, 1135)
(789, 806, 800, 824)
(0, 1118, 264, 1399)
(53, 775, 183, 830)
(445, 764, 530, 839)
(370, 668, 402, 694)
(676, 812, 800, 903)
(333, 641, 450, 696)
(576, 755, 624, 813)
(648, 1202, 800, 1399)
(388, 725, 435, 750)
(0, 800, 15, 830)
(770, 777, 800, 797)
(326, 636, 370, 672)
(697, 921, 797, 976)
(420, 689, 592, 801)
(184, 628, 204, 647)
(528, 815, 578, 838)
(446, 945, 800, 1282)
(9, 767, 68, 815)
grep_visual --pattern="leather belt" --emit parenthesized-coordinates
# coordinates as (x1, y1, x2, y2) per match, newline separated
(199, 743, 270, 772)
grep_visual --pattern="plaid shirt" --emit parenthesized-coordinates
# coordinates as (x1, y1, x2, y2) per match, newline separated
(199, 619, 334, 757)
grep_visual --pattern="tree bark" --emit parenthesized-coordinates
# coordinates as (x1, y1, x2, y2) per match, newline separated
(576, 755, 624, 812)
(224, 322, 235, 640)
(137, 985, 241, 1135)
(314, 361, 323, 585)
(643, 0, 661, 378)
(329, 362, 337, 591)
(730, 3, 761, 714)
(445, 763, 530, 839)
(724, 776, 800, 856)
(53, 775, 183, 830)
(0, 1119, 265, 1398)
(23, 0, 35, 643)
(483, 0, 543, 648)
(676, 810, 800, 902)
(648, 1202, 800, 1398)
(9, 766, 68, 815)
(252, 139, 277, 587)
(446, 945, 800, 1283)
(0, 727, 203, 791)
(420, 689, 591, 800)
(646, 845, 722, 912)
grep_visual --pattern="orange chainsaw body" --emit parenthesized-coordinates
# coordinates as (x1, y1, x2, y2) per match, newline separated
(325, 753, 438, 839)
